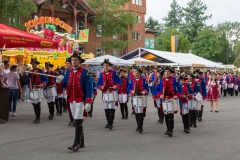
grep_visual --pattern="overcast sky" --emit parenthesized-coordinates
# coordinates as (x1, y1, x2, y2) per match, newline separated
(146, 0, 240, 26)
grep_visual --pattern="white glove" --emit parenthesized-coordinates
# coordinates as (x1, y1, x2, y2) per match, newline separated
(85, 103, 91, 112)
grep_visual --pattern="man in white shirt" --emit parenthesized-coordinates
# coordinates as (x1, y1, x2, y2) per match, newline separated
(0, 60, 10, 87)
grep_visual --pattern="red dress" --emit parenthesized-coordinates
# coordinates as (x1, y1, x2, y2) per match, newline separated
(207, 82, 219, 101)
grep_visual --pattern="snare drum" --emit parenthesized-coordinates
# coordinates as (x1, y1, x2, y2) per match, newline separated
(133, 96, 145, 107)
(47, 87, 57, 97)
(30, 89, 43, 100)
(162, 101, 174, 114)
(186, 99, 198, 110)
(103, 92, 115, 102)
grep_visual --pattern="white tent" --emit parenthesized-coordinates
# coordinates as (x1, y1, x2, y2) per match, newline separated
(126, 57, 158, 66)
(84, 55, 132, 65)
(121, 48, 225, 68)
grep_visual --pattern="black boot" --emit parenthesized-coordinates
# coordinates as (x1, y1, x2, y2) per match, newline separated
(80, 132, 85, 148)
(63, 98, 67, 112)
(59, 98, 63, 116)
(157, 108, 161, 122)
(88, 103, 93, 117)
(123, 103, 128, 119)
(135, 113, 139, 131)
(35, 103, 41, 123)
(138, 113, 144, 133)
(104, 109, 109, 128)
(166, 114, 174, 137)
(164, 114, 169, 135)
(230, 88, 234, 96)
(47, 103, 52, 120)
(108, 109, 115, 130)
(235, 90, 238, 96)
(198, 105, 203, 122)
(190, 112, 193, 127)
(32, 103, 37, 123)
(184, 113, 190, 133)
(55, 99, 59, 115)
(68, 119, 83, 151)
(224, 89, 227, 97)
(68, 116, 74, 126)
(193, 110, 197, 128)
(120, 103, 125, 119)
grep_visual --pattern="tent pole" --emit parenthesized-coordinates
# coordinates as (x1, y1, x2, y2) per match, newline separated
(139, 48, 140, 58)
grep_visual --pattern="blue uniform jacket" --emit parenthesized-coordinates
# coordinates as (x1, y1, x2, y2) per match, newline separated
(194, 78, 207, 98)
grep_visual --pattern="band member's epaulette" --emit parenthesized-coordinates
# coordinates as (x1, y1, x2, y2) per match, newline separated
(87, 71, 93, 76)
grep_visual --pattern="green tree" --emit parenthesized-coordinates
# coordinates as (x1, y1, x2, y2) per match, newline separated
(234, 42, 240, 55)
(162, 0, 183, 29)
(0, 0, 36, 29)
(181, 0, 212, 43)
(88, 0, 136, 54)
(234, 55, 240, 67)
(145, 16, 165, 37)
(155, 28, 190, 53)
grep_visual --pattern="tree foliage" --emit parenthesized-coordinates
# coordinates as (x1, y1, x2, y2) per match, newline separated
(155, 28, 190, 53)
(88, 0, 136, 53)
(181, 0, 212, 43)
(0, 0, 36, 29)
(145, 16, 165, 37)
(162, 0, 183, 29)
(234, 55, 240, 67)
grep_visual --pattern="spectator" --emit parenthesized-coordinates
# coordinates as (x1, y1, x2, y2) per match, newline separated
(19, 66, 29, 101)
(0, 60, 10, 87)
(3, 65, 22, 117)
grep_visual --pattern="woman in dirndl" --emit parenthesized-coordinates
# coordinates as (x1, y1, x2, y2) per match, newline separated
(207, 74, 220, 112)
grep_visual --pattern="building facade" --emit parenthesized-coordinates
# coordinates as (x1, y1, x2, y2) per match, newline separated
(26, 0, 154, 57)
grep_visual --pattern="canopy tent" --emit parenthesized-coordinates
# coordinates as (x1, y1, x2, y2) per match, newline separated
(0, 23, 59, 49)
(126, 57, 159, 66)
(84, 55, 132, 65)
(121, 48, 224, 68)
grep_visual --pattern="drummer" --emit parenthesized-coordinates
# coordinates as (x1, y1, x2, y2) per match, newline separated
(179, 75, 194, 133)
(158, 66, 182, 137)
(97, 58, 122, 130)
(27, 58, 48, 123)
(128, 64, 137, 115)
(128, 66, 149, 133)
(45, 62, 57, 120)
(222, 72, 229, 97)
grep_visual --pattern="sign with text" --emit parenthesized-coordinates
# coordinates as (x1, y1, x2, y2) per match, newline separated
(145, 38, 154, 49)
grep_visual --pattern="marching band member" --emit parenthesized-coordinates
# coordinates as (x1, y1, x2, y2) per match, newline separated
(152, 69, 164, 123)
(217, 73, 223, 96)
(55, 68, 64, 116)
(228, 71, 234, 96)
(118, 67, 129, 119)
(179, 76, 194, 133)
(27, 58, 48, 123)
(45, 62, 57, 120)
(97, 59, 122, 130)
(207, 74, 220, 112)
(234, 74, 238, 96)
(88, 73, 97, 117)
(158, 66, 182, 137)
(62, 53, 93, 151)
(128, 66, 149, 133)
(128, 64, 137, 115)
(193, 69, 207, 123)
(222, 72, 229, 97)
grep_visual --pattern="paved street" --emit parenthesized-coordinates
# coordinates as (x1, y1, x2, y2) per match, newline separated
(1, 94, 240, 160)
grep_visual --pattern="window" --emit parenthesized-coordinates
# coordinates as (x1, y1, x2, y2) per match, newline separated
(79, 45, 85, 52)
(96, 25, 102, 37)
(77, 22, 84, 31)
(136, 0, 139, 5)
(97, 48, 102, 57)
(113, 49, 118, 57)
(132, 32, 136, 40)
(137, 16, 141, 24)
(137, 32, 141, 40)
(139, 0, 142, 6)
(132, 0, 142, 6)
(132, 0, 135, 4)
(34, 15, 38, 30)
(113, 34, 118, 39)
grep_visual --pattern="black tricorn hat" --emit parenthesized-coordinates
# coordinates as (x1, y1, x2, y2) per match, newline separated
(45, 62, 54, 68)
(101, 58, 113, 66)
(187, 72, 195, 78)
(66, 57, 71, 63)
(134, 66, 143, 73)
(55, 68, 62, 74)
(161, 66, 175, 75)
(30, 58, 40, 65)
(193, 69, 203, 74)
(130, 64, 137, 69)
(118, 67, 126, 74)
(70, 51, 85, 64)
(178, 76, 186, 81)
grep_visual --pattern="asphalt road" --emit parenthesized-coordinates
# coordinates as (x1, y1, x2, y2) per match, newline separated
(1, 94, 240, 160)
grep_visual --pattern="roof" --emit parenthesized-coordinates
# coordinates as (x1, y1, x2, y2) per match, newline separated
(121, 48, 225, 68)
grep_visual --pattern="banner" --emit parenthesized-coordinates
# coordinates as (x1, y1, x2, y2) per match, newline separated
(78, 29, 89, 43)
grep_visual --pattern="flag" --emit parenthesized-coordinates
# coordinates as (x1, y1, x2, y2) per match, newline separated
(78, 29, 89, 43)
